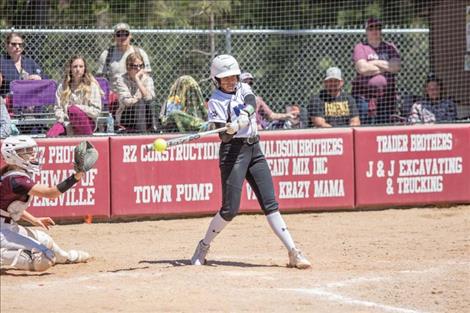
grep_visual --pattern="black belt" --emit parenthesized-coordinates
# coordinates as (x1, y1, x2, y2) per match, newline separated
(229, 135, 260, 145)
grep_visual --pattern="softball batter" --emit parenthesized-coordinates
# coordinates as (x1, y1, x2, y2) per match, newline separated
(190, 55, 311, 269)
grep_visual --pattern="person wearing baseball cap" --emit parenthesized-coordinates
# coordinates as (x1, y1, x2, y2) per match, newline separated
(365, 17, 382, 29)
(240, 72, 298, 130)
(96, 22, 152, 94)
(351, 17, 401, 125)
(307, 67, 360, 128)
(239, 72, 254, 82)
(113, 22, 130, 34)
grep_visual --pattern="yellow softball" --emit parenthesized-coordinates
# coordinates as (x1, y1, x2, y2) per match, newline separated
(153, 138, 167, 152)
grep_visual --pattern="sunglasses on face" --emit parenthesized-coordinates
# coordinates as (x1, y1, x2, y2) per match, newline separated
(9, 42, 24, 48)
(244, 79, 254, 86)
(367, 25, 382, 31)
(129, 63, 144, 70)
(115, 31, 130, 38)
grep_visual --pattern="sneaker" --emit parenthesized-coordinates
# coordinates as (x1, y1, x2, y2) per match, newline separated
(68, 250, 91, 263)
(288, 248, 311, 269)
(191, 240, 210, 265)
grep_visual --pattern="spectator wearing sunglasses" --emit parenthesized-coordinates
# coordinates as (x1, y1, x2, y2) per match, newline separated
(96, 23, 152, 95)
(114, 52, 156, 132)
(0, 32, 47, 97)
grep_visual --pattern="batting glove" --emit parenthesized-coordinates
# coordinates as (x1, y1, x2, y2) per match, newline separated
(236, 112, 250, 129)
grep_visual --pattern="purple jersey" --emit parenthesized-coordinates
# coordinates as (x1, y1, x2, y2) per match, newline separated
(0, 171, 35, 218)
(352, 41, 400, 98)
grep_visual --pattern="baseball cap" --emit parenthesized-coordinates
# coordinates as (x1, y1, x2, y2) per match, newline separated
(114, 22, 130, 33)
(240, 72, 254, 82)
(426, 73, 440, 83)
(324, 67, 342, 81)
(365, 17, 382, 29)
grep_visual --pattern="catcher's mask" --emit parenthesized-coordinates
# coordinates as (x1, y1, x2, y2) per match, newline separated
(1, 135, 42, 174)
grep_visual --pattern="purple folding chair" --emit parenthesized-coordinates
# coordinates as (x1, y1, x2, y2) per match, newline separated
(10, 79, 57, 113)
(9, 79, 58, 134)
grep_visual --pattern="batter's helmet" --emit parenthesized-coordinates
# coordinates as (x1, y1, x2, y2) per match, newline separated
(210, 55, 241, 86)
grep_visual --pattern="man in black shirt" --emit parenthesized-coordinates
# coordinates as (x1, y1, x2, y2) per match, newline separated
(308, 67, 360, 127)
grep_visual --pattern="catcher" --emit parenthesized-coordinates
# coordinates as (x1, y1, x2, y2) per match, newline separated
(0, 136, 98, 272)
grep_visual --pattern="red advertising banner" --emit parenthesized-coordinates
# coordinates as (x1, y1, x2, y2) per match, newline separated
(240, 129, 355, 212)
(110, 129, 355, 217)
(8, 137, 111, 219)
(355, 124, 470, 207)
(110, 135, 221, 217)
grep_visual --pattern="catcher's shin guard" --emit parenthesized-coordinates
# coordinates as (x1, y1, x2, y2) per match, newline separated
(191, 240, 210, 265)
(1, 249, 54, 272)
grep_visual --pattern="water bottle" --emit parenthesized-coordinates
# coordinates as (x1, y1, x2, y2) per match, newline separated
(106, 113, 114, 133)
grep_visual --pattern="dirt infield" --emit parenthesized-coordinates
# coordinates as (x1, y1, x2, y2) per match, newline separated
(1, 205, 469, 313)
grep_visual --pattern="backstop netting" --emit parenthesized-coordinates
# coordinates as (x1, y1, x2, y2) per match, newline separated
(0, 0, 469, 135)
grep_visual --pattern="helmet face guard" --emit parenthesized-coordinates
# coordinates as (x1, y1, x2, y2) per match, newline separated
(1, 136, 41, 174)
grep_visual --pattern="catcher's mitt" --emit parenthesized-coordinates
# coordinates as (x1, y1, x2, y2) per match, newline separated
(74, 141, 99, 173)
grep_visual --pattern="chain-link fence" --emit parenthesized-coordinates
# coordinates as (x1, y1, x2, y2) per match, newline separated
(1, 27, 429, 129)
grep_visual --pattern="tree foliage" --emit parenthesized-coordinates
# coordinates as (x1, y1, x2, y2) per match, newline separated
(0, 0, 429, 29)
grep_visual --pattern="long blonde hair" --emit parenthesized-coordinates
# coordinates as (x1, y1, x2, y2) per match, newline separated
(60, 56, 97, 104)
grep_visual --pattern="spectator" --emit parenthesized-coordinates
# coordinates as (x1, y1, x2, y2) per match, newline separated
(240, 72, 298, 130)
(114, 52, 156, 132)
(96, 23, 151, 95)
(1, 71, 18, 137)
(0, 32, 46, 97)
(352, 17, 401, 125)
(0, 96, 11, 138)
(308, 67, 360, 128)
(160, 75, 207, 132)
(285, 103, 304, 129)
(46, 56, 102, 137)
(408, 74, 457, 124)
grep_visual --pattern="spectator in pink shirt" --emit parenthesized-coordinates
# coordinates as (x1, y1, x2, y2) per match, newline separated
(352, 17, 401, 125)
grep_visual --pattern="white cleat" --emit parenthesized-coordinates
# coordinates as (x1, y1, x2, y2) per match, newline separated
(68, 250, 91, 263)
(288, 248, 311, 269)
(191, 240, 210, 265)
